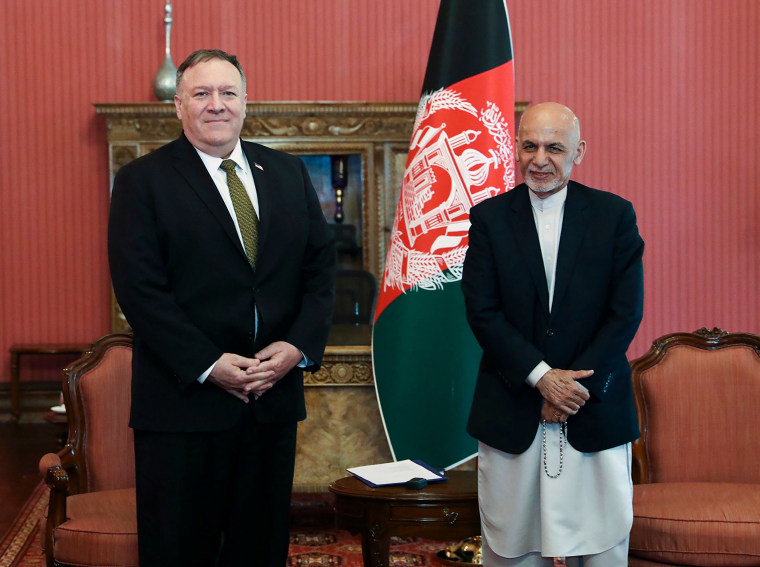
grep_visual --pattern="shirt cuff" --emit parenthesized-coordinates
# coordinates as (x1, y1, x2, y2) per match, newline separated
(298, 351, 312, 368)
(198, 359, 218, 384)
(526, 361, 552, 387)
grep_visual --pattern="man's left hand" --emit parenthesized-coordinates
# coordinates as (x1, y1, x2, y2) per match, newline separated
(243, 341, 302, 395)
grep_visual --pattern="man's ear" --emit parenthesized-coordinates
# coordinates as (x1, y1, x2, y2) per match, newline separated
(573, 140, 587, 165)
(174, 94, 182, 120)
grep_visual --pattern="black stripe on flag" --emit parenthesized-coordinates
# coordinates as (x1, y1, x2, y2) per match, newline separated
(422, 0, 513, 93)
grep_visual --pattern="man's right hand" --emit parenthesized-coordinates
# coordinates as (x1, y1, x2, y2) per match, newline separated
(206, 353, 274, 402)
(536, 368, 592, 415)
(541, 401, 569, 423)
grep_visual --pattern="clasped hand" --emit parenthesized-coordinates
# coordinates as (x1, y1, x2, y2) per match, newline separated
(536, 368, 592, 422)
(207, 341, 303, 402)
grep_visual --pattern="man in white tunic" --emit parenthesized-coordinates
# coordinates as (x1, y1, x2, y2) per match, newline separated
(462, 103, 644, 566)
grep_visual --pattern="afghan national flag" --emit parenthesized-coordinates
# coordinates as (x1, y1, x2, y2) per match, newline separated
(372, 0, 515, 470)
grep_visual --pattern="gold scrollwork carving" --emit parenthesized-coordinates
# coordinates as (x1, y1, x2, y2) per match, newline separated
(111, 145, 139, 176)
(304, 346, 372, 386)
(106, 116, 182, 141)
(132, 119, 182, 140)
(305, 362, 372, 386)
(328, 118, 372, 136)
(243, 117, 300, 137)
(300, 118, 328, 135)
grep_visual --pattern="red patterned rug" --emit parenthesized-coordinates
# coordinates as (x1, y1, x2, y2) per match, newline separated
(0, 482, 47, 567)
(0, 488, 457, 567)
(289, 494, 457, 566)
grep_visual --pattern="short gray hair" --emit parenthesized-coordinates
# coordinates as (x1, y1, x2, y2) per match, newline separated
(176, 49, 246, 93)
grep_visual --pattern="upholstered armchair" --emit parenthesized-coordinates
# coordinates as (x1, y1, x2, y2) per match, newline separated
(628, 328, 760, 566)
(38, 333, 138, 567)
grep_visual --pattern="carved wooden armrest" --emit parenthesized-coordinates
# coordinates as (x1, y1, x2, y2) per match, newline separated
(40, 453, 70, 529)
(38, 452, 62, 479)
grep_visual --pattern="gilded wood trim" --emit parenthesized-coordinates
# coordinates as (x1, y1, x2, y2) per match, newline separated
(304, 345, 373, 386)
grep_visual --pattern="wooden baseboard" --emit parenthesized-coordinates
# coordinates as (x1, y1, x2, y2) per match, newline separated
(0, 389, 60, 423)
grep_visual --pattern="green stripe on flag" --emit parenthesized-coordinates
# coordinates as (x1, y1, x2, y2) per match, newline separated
(372, 280, 481, 468)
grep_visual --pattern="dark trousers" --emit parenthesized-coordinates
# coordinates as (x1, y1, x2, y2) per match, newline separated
(134, 411, 298, 567)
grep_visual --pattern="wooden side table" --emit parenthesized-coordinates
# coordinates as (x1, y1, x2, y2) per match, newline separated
(9, 343, 89, 422)
(329, 470, 480, 567)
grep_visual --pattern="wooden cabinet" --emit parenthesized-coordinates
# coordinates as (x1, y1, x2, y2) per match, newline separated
(96, 102, 417, 318)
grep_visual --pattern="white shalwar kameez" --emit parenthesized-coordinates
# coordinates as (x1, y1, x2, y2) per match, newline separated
(478, 189, 633, 565)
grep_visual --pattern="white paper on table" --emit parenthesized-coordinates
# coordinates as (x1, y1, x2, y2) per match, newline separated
(346, 459, 446, 487)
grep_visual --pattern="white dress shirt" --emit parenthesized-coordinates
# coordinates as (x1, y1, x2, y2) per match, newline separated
(192, 141, 310, 384)
(196, 141, 260, 235)
(193, 142, 259, 383)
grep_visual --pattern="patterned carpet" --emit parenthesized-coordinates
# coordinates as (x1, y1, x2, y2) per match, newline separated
(0, 483, 48, 567)
(0, 487, 458, 567)
(288, 493, 456, 567)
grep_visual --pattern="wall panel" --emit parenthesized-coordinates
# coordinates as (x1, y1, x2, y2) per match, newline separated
(0, 0, 758, 386)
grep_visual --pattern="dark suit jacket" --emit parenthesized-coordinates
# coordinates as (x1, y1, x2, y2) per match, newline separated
(462, 181, 644, 454)
(108, 133, 336, 433)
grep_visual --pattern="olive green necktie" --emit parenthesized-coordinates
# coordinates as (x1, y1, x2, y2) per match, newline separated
(220, 159, 259, 266)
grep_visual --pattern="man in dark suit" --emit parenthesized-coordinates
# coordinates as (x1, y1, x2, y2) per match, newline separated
(108, 49, 336, 567)
(462, 103, 644, 566)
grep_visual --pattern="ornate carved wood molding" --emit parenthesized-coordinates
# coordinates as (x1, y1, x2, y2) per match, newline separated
(95, 102, 420, 142)
(304, 346, 372, 386)
(693, 326, 729, 340)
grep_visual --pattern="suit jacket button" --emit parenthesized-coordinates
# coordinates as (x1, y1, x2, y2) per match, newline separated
(546, 329, 555, 336)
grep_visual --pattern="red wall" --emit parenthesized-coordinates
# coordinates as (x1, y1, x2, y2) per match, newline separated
(509, 0, 760, 357)
(1, 0, 758, 385)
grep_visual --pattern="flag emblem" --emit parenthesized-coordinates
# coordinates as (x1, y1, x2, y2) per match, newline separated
(384, 87, 515, 296)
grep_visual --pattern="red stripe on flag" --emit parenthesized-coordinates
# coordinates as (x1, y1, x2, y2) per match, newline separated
(375, 61, 515, 320)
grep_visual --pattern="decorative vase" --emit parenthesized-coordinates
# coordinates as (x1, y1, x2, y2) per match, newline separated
(152, 2, 177, 101)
